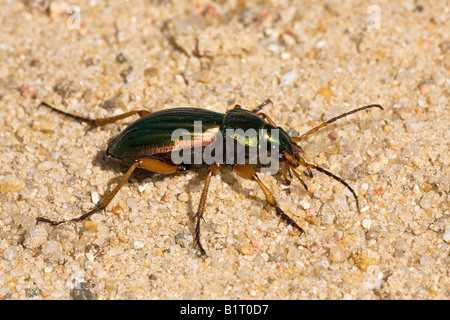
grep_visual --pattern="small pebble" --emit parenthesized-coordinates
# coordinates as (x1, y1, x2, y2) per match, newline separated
(395, 239, 409, 252)
(352, 249, 380, 271)
(178, 192, 189, 202)
(116, 52, 129, 63)
(328, 246, 348, 263)
(328, 131, 339, 140)
(32, 115, 58, 131)
(2, 245, 18, 261)
(315, 40, 327, 49)
(367, 161, 383, 174)
(443, 228, 450, 243)
(419, 83, 430, 95)
(175, 232, 193, 248)
(280, 70, 297, 85)
(420, 257, 435, 266)
(361, 218, 372, 230)
(133, 241, 144, 249)
(71, 282, 96, 300)
(309, 242, 323, 253)
(419, 191, 439, 210)
(91, 190, 100, 204)
(239, 243, 254, 255)
(42, 240, 61, 255)
(405, 120, 423, 133)
(286, 245, 300, 261)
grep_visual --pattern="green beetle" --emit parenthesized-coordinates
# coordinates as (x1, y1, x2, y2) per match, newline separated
(37, 100, 382, 256)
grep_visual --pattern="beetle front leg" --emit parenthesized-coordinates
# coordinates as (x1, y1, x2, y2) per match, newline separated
(232, 164, 305, 236)
(194, 164, 219, 256)
(255, 112, 278, 127)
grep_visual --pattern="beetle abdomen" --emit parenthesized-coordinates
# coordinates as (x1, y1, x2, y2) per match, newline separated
(107, 108, 224, 162)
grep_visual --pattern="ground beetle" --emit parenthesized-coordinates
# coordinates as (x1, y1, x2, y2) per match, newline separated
(37, 99, 382, 256)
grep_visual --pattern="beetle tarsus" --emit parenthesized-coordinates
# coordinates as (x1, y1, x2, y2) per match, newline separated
(274, 205, 305, 235)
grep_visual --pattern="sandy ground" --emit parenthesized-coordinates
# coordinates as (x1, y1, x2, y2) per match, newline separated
(0, 0, 448, 300)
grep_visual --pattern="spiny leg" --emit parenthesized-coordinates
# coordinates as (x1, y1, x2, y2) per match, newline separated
(251, 99, 273, 113)
(37, 158, 180, 225)
(233, 99, 272, 112)
(291, 104, 383, 143)
(291, 167, 310, 192)
(255, 112, 278, 127)
(232, 164, 305, 235)
(282, 163, 291, 185)
(194, 164, 219, 256)
(38, 101, 150, 127)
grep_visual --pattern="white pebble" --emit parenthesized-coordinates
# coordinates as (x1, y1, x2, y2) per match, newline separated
(443, 228, 450, 243)
(42, 240, 61, 254)
(281, 70, 297, 85)
(420, 191, 438, 210)
(329, 245, 348, 263)
(281, 52, 291, 60)
(91, 191, 100, 204)
(138, 184, 147, 193)
(287, 246, 300, 261)
(37, 161, 54, 172)
(127, 198, 138, 210)
(405, 120, 423, 133)
(315, 40, 327, 48)
(299, 200, 311, 210)
(2, 245, 18, 261)
(362, 219, 372, 230)
(134, 241, 144, 249)
(367, 161, 382, 174)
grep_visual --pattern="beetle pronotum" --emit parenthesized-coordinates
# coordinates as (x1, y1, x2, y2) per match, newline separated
(36, 100, 382, 256)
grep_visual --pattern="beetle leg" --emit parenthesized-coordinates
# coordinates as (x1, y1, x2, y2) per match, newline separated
(282, 163, 291, 186)
(251, 99, 273, 113)
(37, 159, 180, 225)
(37, 160, 142, 225)
(255, 112, 278, 127)
(291, 167, 309, 192)
(194, 164, 219, 256)
(38, 102, 151, 127)
(232, 164, 305, 235)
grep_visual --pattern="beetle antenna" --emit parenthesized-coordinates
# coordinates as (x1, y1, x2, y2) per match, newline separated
(284, 152, 360, 212)
(310, 164, 360, 212)
(291, 104, 383, 142)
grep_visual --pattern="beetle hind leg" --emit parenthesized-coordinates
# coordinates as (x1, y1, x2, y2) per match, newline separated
(38, 101, 151, 127)
(194, 164, 219, 256)
(37, 159, 181, 226)
(232, 164, 305, 236)
(36, 160, 143, 225)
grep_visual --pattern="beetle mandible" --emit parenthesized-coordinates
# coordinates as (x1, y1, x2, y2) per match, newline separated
(36, 99, 383, 256)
